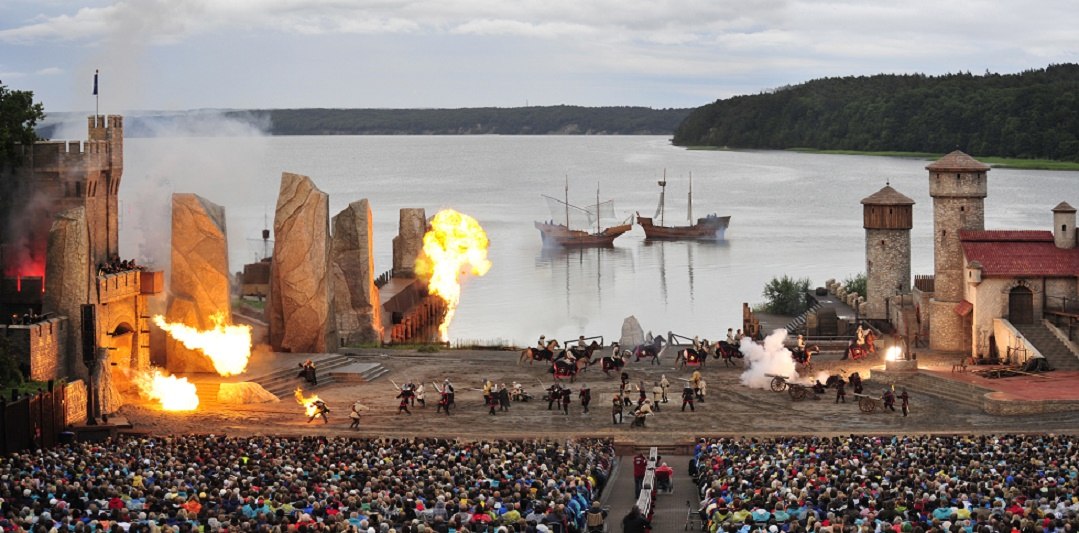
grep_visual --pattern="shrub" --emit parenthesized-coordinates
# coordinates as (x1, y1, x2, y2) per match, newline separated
(760, 275, 812, 316)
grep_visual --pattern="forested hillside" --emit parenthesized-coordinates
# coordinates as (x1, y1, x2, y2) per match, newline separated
(673, 64, 1079, 161)
(250, 106, 688, 135)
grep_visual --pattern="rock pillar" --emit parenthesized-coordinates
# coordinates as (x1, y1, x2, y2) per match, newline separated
(268, 173, 337, 353)
(331, 200, 383, 345)
(165, 194, 231, 373)
(392, 208, 427, 277)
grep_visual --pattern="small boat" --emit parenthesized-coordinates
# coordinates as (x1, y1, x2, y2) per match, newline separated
(637, 171, 730, 240)
(536, 178, 631, 248)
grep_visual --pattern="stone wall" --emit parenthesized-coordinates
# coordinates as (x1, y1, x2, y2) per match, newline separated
(268, 173, 337, 353)
(43, 207, 91, 378)
(932, 197, 985, 302)
(65, 379, 87, 425)
(331, 200, 383, 345)
(392, 208, 427, 278)
(0, 318, 67, 381)
(865, 228, 911, 319)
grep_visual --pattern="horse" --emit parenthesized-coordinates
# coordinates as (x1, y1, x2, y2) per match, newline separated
(791, 344, 820, 370)
(569, 340, 602, 364)
(519, 339, 560, 365)
(551, 354, 589, 383)
(845, 340, 870, 361)
(676, 347, 707, 368)
(597, 352, 627, 376)
(715, 341, 744, 367)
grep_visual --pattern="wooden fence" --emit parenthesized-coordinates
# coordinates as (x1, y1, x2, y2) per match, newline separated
(0, 382, 66, 453)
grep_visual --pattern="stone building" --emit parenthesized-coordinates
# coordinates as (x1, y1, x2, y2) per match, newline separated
(926, 151, 989, 352)
(861, 185, 914, 320)
(0, 116, 161, 421)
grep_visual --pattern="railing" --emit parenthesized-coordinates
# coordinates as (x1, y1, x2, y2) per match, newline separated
(97, 270, 141, 304)
(913, 274, 935, 293)
(634, 447, 659, 524)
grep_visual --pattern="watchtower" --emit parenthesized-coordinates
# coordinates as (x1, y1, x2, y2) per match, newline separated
(1053, 201, 1076, 249)
(927, 150, 989, 352)
(861, 184, 914, 320)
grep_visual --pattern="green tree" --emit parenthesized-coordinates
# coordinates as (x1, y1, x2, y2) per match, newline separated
(0, 336, 25, 390)
(843, 272, 867, 298)
(0, 82, 45, 171)
(760, 275, 812, 316)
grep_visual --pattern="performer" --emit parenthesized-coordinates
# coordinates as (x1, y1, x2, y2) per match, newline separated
(537, 335, 547, 349)
(735, 329, 744, 343)
(433, 381, 452, 415)
(696, 377, 707, 402)
(413, 381, 426, 408)
(547, 383, 561, 410)
(612, 393, 624, 424)
(899, 388, 910, 417)
(442, 378, 456, 408)
(349, 403, 361, 429)
(726, 328, 735, 344)
(307, 399, 330, 424)
(856, 322, 867, 346)
(560, 385, 571, 414)
(579, 383, 591, 413)
(882, 387, 896, 412)
(511, 381, 526, 401)
(487, 388, 499, 415)
(636, 381, 648, 408)
(498, 384, 511, 411)
(681, 383, 695, 412)
(632, 399, 653, 427)
(850, 372, 864, 395)
(651, 381, 663, 409)
(690, 370, 703, 400)
(659, 375, 670, 403)
(396, 386, 413, 415)
(620, 371, 630, 389)
(834, 378, 846, 404)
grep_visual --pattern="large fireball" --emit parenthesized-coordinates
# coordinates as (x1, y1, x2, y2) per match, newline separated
(415, 209, 491, 341)
(133, 369, 199, 411)
(153, 312, 253, 376)
(294, 387, 323, 417)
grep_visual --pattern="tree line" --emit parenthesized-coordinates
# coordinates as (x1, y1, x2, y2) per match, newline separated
(673, 64, 1079, 162)
(247, 105, 690, 136)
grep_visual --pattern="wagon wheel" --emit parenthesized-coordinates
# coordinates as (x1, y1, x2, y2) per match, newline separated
(858, 396, 876, 413)
(770, 376, 787, 392)
(788, 384, 807, 401)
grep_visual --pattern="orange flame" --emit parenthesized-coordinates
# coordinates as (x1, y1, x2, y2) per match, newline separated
(133, 369, 199, 411)
(415, 209, 491, 341)
(152, 312, 253, 376)
(885, 346, 903, 361)
(294, 387, 322, 417)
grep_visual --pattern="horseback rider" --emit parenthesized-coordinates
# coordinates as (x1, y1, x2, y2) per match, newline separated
(726, 328, 735, 344)
(538, 335, 547, 349)
(856, 322, 868, 346)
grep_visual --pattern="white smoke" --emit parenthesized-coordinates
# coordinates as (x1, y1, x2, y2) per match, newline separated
(738, 328, 799, 389)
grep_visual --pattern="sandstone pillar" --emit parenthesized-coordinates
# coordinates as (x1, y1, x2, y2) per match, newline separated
(331, 199, 383, 345)
(392, 208, 427, 277)
(165, 194, 231, 373)
(43, 207, 91, 378)
(268, 173, 337, 353)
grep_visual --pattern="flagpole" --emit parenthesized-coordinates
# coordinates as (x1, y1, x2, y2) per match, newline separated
(94, 69, 99, 117)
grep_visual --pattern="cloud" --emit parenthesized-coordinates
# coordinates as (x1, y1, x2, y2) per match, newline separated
(35, 67, 63, 75)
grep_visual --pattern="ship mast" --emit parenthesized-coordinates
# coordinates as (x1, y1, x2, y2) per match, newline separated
(596, 183, 601, 234)
(564, 174, 570, 228)
(657, 169, 667, 226)
(688, 171, 693, 223)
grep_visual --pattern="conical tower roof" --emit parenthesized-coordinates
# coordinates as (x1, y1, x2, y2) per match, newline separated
(861, 185, 915, 206)
(1052, 201, 1075, 213)
(926, 150, 990, 172)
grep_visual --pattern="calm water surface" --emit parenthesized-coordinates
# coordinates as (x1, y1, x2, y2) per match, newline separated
(121, 136, 1078, 345)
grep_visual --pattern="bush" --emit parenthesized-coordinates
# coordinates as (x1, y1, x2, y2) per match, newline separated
(0, 336, 24, 389)
(843, 272, 867, 298)
(760, 275, 812, 316)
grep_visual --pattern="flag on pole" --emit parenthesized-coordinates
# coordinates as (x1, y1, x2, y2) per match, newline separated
(93, 70, 98, 96)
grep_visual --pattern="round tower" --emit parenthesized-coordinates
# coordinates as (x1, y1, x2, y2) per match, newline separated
(861, 184, 914, 320)
(927, 150, 989, 353)
(1053, 201, 1076, 249)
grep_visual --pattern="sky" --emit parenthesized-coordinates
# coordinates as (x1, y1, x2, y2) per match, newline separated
(1, 0, 1077, 113)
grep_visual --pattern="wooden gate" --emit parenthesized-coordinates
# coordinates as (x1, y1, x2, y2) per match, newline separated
(1009, 286, 1034, 325)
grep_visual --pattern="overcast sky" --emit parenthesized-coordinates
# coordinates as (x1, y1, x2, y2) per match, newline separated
(1, 0, 1077, 112)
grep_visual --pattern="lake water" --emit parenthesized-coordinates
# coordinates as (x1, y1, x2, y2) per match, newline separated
(120, 135, 1078, 346)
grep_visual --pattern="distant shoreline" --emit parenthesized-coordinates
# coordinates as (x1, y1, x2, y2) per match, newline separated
(685, 146, 1079, 171)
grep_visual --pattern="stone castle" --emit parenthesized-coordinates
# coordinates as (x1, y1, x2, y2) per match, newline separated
(862, 151, 1079, 367)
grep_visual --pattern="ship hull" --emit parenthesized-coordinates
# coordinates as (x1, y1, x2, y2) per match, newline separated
(535, 221, 632, 248)
(637, 214, 730, 240)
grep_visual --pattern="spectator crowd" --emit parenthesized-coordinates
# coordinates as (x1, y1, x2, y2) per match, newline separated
(0, 435, 613, 533)
(692, 434, 1079, 533)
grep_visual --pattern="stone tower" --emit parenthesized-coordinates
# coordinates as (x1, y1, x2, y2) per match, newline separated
(1052, 201, 1076, 249)
(927, 150, 989, 352)
(861, 184, 914, 320)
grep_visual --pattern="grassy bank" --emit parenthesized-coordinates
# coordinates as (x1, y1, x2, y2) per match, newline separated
(683, 146, 1079, 171)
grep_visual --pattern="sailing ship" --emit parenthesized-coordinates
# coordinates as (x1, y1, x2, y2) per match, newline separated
(637, 171, 730, 240)
(535, 178, 632, 248)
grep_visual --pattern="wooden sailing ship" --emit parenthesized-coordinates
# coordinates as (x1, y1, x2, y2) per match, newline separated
(637, 171, 730, 240)
(536, 178, 631, 248)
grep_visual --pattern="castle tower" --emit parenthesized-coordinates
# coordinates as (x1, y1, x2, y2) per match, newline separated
(861, 184, 914, 320)
(927, 150, 989, 352)
(1053, 201, 1076, 249)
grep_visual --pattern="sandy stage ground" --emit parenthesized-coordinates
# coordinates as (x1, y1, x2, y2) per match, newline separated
(116, 348, 1079, 443)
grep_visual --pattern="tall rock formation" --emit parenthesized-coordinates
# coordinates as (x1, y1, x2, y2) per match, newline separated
(268, 173, 337, 353)
(43, 207, 91, 377)
(392, 208, 427, 277)
(331, 200, 383, 345)
(165, 194, 231, 373)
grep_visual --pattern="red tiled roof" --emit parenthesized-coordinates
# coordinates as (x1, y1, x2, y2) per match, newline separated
(961, 230, 1079, 277)
(954, 300, 973, 316)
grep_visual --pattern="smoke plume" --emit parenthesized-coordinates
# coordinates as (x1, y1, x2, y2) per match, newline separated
(738, 328, 799, 389)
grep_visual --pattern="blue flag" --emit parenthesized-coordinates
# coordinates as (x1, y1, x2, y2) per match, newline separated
(93, 70, 98, 96)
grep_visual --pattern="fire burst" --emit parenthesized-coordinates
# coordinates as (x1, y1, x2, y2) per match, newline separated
(133, 369, 199, 411)
(885, 346, 903, 361)
(294, 387, 322, 417)
(415, 209, 492, 341)
(153, 312, 253, 376)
